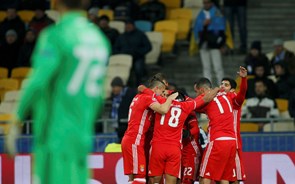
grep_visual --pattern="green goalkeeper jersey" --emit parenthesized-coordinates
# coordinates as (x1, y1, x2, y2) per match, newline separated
(16, 12, 110, 155)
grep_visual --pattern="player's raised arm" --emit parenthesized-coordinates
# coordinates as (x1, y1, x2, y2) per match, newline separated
(150, 92, 178, 114)
(234, 66, 248, 106)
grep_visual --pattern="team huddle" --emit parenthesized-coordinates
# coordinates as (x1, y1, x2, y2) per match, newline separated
(121, 66, 248, 184)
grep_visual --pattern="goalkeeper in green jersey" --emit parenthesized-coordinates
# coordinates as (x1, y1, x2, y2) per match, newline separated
(6, 0, 110, 183)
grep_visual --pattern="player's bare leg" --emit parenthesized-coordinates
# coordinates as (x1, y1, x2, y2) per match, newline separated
(165, 174, 177, 184)
(151, 176, 162, 184)
(216, 180, 230, 184)
(128, 174, 134, 183)
(199, 177, 212, 184)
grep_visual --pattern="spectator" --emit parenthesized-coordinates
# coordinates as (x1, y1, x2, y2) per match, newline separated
(0, 29, 21, 76)
(109, 76, 136, 131)
(28, 3, 55, 36)
(273, 62, 295, 99)
(114, 0, 139, 21)
(87, 7, 99, 24)
(270, 38, 295, 72)
(97, 15, 119, 51)
(113, 19, 152, 86)
(193, 0, 226, 85)
(18, 29, 37, 67)
(242, 79, 280, 131)
(138, 0, 166, 25)
(246, 63, 278, 99)
(244, 40, 270, 75)
(0, 7, 26, 44)
(223, 0, 247, 54)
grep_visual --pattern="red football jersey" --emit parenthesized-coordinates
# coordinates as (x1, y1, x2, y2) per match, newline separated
(152, 100, 197, 147)
(124, 93, 158, 146)
(197, 91, 236, 141)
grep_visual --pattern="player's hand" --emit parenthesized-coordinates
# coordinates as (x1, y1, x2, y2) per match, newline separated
(137, 85, 147, 93)
(167, 92, 178, 101)
(5, 118, 21, 157)
(203, 87, 219, 103)
(237, 66, 247, 78)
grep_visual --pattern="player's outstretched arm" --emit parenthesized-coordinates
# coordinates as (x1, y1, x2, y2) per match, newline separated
(235, 66, 248, 106)
(150, 92, 178, 114)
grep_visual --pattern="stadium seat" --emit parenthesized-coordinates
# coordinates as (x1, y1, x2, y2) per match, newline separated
(266, 52, 273, 61)
(283, 40, 295, 53)
(263, 122, 295, 132)
(0, 11, 6, 22)
(20, 79, 29, 89)
(98, 9, 114, 20)
(240, 123, 259, 132)
(0, 78, 19, 101)
(160, 0, 181, 18)
(0, 67, 8, 79)
(45, 9, 60, 22)
(109, 54, 133, 69)
(183, 0, 203, 8)
(0, 101, 15, 114)
(173, 19, 190, 40)
(160, 0, 181, 9)
(154, 20, 178, 52)
(11, 67, 31, 84)
(109, 20, 125, 34)
(168, 8, 193, 23)
(145, 32, 163, 65)
(275, 98, 290, 118)
(11, 67, 31, 78)
(3, 90, 20, 102)
(0, 114, 12, 135)
(18, 10, 34, 23)
(154, 20, 178, 33)
(105, 55, 133, 99)
(135, 20, 152, 32)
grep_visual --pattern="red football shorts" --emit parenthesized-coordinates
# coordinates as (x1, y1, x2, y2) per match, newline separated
(121, 136, 146, 176)
(199, 139, 237, 181)
(236, 148, 246, 181)
(182, 143, 202, 181)
(148, 143, 181, 178)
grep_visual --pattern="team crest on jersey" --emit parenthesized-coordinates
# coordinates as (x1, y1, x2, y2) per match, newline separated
(140, 165, 145, 172)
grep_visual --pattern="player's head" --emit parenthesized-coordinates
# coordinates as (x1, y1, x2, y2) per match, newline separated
(194, 78, 212, 96)
(220, 77, 237, 93)
(56, 0, 90, 9)
(170, 90, 186, 102)
(148, 79, 166, 96)
(149, 73, 169, 88)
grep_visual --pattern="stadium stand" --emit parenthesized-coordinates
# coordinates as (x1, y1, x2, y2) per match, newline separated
(154, 20, 178, 52)
(135, 20, 153, 32)
(98, 9, 114, 20)
(0, 67, 8, 79)
(18, 10, 34, 24)
(109, 20, 125, 34)
(145, 31, 163, 65)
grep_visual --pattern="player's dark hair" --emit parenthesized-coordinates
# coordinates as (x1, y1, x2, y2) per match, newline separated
(222, 77, 237, 89)
(171, 90, 186, 102)
(195, 78, 212, 89)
